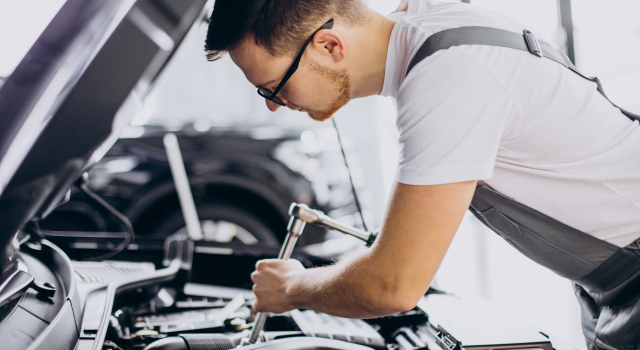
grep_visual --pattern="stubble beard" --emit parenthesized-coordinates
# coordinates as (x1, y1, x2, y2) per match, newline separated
(306, 59, 351, 122)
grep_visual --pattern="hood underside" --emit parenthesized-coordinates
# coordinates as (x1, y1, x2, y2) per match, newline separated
(0, 0, 208, 270)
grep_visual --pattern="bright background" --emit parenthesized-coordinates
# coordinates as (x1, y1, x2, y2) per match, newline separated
(2, 1, 639, 349)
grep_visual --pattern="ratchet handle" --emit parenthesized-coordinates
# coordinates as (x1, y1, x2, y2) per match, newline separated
(245, 218, 306, 345)
(246, 312, 268, 344)
(289, 203, 377, 246)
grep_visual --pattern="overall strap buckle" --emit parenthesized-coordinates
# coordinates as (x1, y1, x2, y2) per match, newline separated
(523, 29, 543, 58)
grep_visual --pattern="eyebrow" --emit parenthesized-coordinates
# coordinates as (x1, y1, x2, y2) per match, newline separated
(255, 78, 279, 89)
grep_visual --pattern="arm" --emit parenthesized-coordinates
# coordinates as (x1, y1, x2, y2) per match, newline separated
(250, 180, 477, 318)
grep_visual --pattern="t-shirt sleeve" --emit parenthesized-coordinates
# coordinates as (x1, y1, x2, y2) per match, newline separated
(394, 47, 518, 185)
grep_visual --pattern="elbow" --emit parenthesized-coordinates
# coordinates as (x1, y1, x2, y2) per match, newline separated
(372, 283, 424, 314)
(386, 289, 423, 313)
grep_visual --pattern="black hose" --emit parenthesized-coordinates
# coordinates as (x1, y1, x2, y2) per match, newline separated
(76, 176, 135, 261)
(332, 118, 369, 232)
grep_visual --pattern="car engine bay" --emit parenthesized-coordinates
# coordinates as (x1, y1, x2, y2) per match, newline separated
(60, 204, 553, 350)
(74, 239, 552, 350)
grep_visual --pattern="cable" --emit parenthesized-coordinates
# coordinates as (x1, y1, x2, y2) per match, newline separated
(76, 174, 135, 261)
(332, 118, 369, 232)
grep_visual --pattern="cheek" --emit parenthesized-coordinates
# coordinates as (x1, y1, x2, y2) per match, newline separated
(282, 78, 329, 109)
(280, 84, 312, 107)
(285, 68, 326, 103)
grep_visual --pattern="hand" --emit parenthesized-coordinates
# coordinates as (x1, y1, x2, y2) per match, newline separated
(250, 259, 305, 314)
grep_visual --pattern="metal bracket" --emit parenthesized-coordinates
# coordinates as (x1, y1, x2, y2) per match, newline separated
(523, 29, 543, 58)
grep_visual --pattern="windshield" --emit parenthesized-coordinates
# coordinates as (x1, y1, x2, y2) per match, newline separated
(0, 0, 67, 78)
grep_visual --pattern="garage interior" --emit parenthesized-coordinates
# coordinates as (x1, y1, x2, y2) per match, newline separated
(0, 1, 638, 350)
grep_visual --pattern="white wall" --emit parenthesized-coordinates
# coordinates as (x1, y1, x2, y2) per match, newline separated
(572, 0, 640, 113)
(0, 0, 67, 77)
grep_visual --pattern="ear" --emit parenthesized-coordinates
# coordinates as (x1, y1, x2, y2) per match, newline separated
(309, 29, 346, 63)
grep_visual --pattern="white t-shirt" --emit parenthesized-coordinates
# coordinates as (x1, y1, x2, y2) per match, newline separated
(380, 0, 640, 247)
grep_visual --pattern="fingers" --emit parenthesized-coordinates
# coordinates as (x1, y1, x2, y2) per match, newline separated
(250, 294, 275, 314)
(255, 258, 277, 270)
(250, 259, 304, 315)
(251, 260, 274, 313)
(254, 259, 292, 272)
(251, 260, 281, 286)
(250, 300, 259, 318)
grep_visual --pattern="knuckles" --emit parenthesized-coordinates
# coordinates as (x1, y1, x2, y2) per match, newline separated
(250, 259, 299, 315)
(255, 259, 288, 272)
(255, 259, 280, 271)
(252, 300, 262, 313)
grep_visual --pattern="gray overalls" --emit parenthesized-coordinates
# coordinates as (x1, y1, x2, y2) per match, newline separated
(407, 27, 640, 350)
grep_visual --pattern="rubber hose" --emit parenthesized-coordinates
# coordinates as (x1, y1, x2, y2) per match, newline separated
(143, 334, 235, 350)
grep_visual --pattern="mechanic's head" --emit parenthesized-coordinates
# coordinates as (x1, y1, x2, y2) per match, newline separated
(205, 0, 371, 121)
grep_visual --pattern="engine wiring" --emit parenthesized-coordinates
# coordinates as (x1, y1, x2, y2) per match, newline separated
(332, 118, 369, 232)
(76, 174, 135, 261)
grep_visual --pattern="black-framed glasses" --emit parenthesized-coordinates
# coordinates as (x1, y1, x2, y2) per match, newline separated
(257, 18, 335, 107)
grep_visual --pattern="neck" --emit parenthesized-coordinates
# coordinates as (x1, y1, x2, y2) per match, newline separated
(347, 11, 398, 99)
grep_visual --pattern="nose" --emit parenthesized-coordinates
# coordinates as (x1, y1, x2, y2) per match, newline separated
(266, 99, 282, 112)
(265, 92, 290, 112)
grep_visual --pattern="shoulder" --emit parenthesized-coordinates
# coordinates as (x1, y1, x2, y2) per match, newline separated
(393, 0, 559, 99)
(401, 1, 525, 35)
(398, 46, 512, 103)
(392, 2, 528, 79)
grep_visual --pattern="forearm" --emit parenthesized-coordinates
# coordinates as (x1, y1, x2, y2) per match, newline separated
(286, 249, 419, 319)
(252, 182, 476, 319)
(285, 182, 476, 318)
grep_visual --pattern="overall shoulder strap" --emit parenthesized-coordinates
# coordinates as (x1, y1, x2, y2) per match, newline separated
(406, 26, 640, 121)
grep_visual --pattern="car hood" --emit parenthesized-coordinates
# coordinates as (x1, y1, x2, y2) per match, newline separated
(0, 0, 208, 270)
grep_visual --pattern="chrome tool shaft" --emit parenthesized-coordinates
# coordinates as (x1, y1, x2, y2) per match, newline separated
(244, 216, 306, 345)
(289, 203, 377, 246)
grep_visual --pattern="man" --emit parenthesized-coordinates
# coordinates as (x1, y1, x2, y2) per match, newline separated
(204, 0, 640, 348)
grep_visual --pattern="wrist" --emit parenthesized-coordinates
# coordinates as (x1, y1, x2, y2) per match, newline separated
(285, 269, 307, 310)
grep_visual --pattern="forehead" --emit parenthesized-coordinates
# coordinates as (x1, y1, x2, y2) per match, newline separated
(229, 39, 292, 87)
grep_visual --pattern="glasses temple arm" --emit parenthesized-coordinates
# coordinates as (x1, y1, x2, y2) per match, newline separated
(270, 19, 335, 98)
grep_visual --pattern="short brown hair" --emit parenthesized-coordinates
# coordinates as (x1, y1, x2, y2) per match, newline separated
(204, 0, 368, 61)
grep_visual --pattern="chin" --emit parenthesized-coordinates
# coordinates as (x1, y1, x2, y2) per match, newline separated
(307, 100, 348, 122)
(304, 67, 351, 122)
(307, 111, 333, 122)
